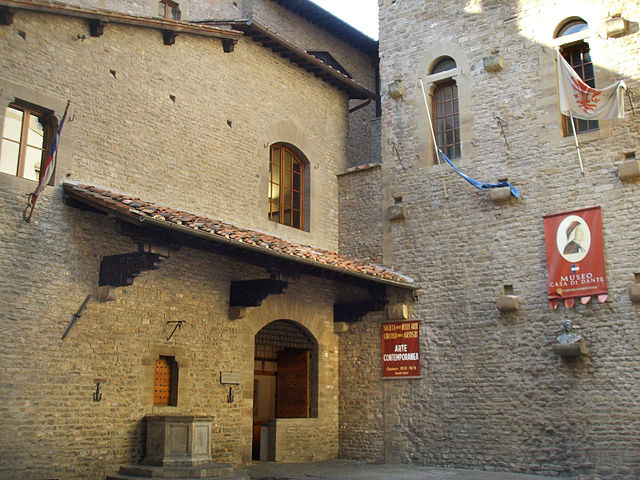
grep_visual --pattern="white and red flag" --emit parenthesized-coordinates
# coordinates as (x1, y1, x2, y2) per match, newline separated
(557, 50, 626, 121)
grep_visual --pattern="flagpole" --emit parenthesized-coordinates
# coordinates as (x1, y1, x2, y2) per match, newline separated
(568, 111, 585, 175)
(419, 78, 448, 199)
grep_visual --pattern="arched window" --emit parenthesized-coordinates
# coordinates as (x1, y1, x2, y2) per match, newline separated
(556, 19, 598, 135)
(431, 57, 460, 161)
(268, 144, 304, 230)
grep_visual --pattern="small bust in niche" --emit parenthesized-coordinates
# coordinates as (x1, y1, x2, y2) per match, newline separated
(557, 319, 582, 344)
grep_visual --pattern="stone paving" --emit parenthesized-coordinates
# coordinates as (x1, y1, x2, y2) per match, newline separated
(241, 459, 571, 480)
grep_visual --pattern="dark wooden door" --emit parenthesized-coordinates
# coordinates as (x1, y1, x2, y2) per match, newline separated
(153, 357, 171, 406)
(276, 349, 310, 418)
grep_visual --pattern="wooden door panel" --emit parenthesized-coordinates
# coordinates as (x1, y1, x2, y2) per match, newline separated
(276, 349, 309, 418)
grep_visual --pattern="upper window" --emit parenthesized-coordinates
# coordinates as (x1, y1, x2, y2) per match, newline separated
(0, 102, 55, 181)
(431, 57, 460, 161)
(159, 0, 181, 20)
(268, 144, 304, 230)
(556, 19, 598, 135)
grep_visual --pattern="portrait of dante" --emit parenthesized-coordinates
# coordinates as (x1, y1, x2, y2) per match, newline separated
(563, 220, 587, 255)
(555, 215, 591, 263)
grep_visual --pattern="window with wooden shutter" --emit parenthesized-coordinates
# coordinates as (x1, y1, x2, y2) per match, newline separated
(153, 356, 178, 406)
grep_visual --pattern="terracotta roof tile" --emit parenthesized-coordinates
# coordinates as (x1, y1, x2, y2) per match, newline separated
(63, 181, 413, 288)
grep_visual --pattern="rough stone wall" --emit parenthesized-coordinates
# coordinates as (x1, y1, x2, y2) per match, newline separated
(0, 10, 348, 251)
(248, 0, 380, 167)
(0, 8, 345, 480)
(60, 0, 381, 166)
(337, 165, 383, 265)
(0, 190, 341, 479)
(337, 312, 385, 462)
(339, 0, 640, 478)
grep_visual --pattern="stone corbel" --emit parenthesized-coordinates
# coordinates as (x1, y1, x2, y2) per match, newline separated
(497, 285, 519, 312)
(604, 15, 629, 38)
(483, 52, 503, 72)
(618, 155, 640, 181)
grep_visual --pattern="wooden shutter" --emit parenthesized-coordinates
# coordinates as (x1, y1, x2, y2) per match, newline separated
(276, 349, 310, 418)
(153, 357, 171, 406)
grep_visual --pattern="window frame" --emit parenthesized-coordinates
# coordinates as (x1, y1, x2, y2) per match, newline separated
(554, 18, 598, 136)
(1, 101, 56, 182)
(428, 56, 460, 163)
(432, 78, 461, 161)
(159, 0, 181, 20)
(268, 144, 305, 230)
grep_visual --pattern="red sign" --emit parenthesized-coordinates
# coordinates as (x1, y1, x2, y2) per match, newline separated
(543, 207, 607, 300)
(382, 321, 420, 378)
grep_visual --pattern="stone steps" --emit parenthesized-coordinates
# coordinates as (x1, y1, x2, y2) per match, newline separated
(105, 463, 248, 480)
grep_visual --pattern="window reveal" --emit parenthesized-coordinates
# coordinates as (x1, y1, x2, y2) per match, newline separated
(269, 145, 303, 230)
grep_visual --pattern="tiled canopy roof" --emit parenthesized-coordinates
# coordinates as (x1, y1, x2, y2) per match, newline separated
(63, 181, 413, 289)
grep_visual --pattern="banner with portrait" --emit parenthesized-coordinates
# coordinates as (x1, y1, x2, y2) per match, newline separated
(543, 207, 607, 302)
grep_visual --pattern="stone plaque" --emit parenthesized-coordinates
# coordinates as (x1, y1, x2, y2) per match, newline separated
(220, 371, 241, 384)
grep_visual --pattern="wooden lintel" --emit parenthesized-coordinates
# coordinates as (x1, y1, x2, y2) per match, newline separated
(222, 38, 237, 53)
(89, 19, 106, 36)
(230, 278, 288, 307)
(162, 30, 177, 45)
(0, 6, 14, 25)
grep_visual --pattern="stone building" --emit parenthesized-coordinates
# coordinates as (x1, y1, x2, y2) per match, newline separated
(0, 1, 407, 479)
(2, 0, 639, 480)
(338, 0, 640, 479)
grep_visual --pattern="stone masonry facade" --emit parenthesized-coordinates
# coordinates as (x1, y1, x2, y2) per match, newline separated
(338, 1, 640, 479)
(0, 5, 362, 479)
(63, 0, 381, 168)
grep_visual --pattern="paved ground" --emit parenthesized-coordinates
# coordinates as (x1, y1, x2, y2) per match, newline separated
(241, 459, 570, 480)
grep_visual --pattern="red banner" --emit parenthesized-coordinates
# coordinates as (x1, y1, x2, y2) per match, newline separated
(543, 207, 607, 300)
(381, 321, 420, 378)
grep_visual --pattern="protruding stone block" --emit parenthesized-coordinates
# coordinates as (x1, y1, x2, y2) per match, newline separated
(628, 283, 640, 303)
(489, 186, 513, 203)
(605, 16, 627, 38)
(483, 53, 503, 72)
(334, 322, 349, 334)
(497, 294, 519, 312)
(387, 303, 408, 320)
(618, 158, 640, 181)
(388, 80, 405, 100)
(387, 204, 407, 220)
(553, 340, 589, 357)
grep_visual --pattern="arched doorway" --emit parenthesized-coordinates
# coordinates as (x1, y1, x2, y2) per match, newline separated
(252, 320, 318, 460)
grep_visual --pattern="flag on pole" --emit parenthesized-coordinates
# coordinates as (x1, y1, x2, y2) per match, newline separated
(24, 100, 70, 222)
(557, 50, 626, 121)
(438, 149, 521, 198)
